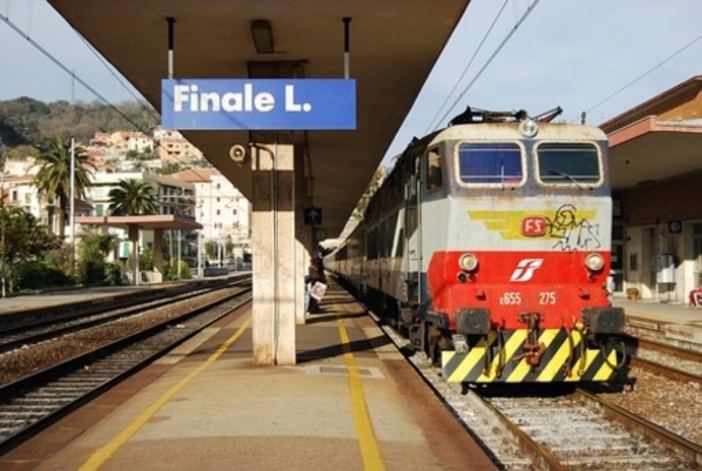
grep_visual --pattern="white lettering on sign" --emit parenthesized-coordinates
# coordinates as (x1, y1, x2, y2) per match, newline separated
(285, 85, 312, 112)
(173, 83, 312, 113)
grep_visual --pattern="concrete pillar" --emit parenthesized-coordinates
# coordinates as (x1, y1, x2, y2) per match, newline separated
(128, 224, 139, 285)
(251, 143, 296, 365)
(153, 228, 164, 283)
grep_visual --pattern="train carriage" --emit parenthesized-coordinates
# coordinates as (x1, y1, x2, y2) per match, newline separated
(327, 109, 627, 384)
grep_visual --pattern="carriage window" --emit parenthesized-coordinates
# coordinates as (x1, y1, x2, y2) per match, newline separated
(537, 143, 601, 184)
(458, 142, 523, 184)
(425, 148, 442, 191)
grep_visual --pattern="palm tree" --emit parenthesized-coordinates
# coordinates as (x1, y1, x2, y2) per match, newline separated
(33, 136, 95, 239)
(108, 178, 159, 215)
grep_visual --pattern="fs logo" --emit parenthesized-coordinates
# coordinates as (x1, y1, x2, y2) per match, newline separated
(509, 258, 544, 282)
(522, 216, 546, 237)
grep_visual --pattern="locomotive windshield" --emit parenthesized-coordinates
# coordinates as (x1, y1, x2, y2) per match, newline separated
(537, 142, 601, 185)
(457, 142, 523, 185)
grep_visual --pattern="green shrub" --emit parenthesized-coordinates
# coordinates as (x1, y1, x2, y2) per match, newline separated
(78, 257, 106, 286)
(14, 260, 73, 291)
(164, 259, 192, 280)
(104, 262, 126, 285)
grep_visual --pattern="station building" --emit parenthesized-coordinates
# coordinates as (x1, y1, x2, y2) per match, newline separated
(605, 75, 702, 304)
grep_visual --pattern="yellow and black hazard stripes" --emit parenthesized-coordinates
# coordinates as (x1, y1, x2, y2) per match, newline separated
(442, 328, 618, 383)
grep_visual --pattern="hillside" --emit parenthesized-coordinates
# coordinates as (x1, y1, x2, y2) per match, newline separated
(0, 97, 158, 148)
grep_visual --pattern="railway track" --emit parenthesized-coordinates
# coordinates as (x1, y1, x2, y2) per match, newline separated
(375, 311, 702, 470)
(485, 389, 699, 470)
(631, 338, 702, 383)
(0, 276, 248, 354)
(0, 280, 251, 454)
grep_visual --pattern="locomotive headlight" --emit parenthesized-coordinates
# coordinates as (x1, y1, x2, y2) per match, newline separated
(584, 253, 604, 271)
(458, 253, 479, 272)
(518, 117, 539, 138)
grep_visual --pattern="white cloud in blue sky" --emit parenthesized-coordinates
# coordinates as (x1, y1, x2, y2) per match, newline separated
(1, 0, 701, 163)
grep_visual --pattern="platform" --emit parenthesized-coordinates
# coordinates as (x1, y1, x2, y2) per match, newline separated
(612, 295, 702, 325)
(0, 280, 497, 470)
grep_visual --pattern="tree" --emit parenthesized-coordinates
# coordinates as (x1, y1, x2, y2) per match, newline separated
(76, 231, 120, 286)
(158, 162, 181, 175)
(33, 136, 95, 239)
(1, 205, 62, 293)
(80, 230, 117, 257)
(108, 178, 159, 215)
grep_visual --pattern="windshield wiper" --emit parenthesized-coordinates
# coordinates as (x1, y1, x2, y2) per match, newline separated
(548, 170, 587, 190)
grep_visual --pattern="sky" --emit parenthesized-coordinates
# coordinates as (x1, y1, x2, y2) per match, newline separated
(1, 0, 701, 164)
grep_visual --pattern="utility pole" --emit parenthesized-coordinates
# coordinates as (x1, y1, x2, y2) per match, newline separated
(69, 138, 76, 272)
(0, 139, 6, 298)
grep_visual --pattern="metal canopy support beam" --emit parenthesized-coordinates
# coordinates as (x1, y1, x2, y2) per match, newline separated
(343, 17, 351, 79)
(251, 142, 296, 365)
(166, 17, 175, 79)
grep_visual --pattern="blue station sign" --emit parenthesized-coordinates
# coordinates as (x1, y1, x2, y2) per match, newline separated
(161, 78, 356, 130)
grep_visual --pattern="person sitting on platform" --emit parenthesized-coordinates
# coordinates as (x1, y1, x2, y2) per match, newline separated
(305, 259, 321, 313)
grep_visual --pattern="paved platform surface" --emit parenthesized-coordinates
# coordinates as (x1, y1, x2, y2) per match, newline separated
(0, 281, 498, 471)
(612, 294, 702, 325)
(0, 286, 144, 315)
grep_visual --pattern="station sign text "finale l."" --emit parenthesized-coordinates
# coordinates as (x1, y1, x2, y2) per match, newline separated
(161, 79, 356, 130)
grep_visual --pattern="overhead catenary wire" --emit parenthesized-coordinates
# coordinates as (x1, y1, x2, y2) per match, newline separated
(433, 0, 542, 131)
(0, 10, 153, 135)
(76, 34, 160, 121)
(576, 33, 702, 123)
(425, 0, 510, 133)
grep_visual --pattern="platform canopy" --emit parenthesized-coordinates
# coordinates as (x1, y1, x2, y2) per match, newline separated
(77, 215, 202, 231)
(602, 76, 702, 190)
(48, 0, 472, 240)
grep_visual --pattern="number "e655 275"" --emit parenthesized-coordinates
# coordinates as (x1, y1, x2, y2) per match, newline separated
(498, 291, 557, 306)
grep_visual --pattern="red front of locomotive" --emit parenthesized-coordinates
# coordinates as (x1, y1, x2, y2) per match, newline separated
(427, 248, 612, 333)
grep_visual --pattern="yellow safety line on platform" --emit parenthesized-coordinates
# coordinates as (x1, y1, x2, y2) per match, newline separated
(336, 316, 386, 471)
(79, 316, 253, 471)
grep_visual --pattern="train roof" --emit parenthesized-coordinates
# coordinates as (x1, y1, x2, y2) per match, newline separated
(430, 121, 608, 144)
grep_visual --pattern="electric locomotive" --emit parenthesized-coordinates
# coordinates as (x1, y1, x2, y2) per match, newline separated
(327, 108, 627, 384)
